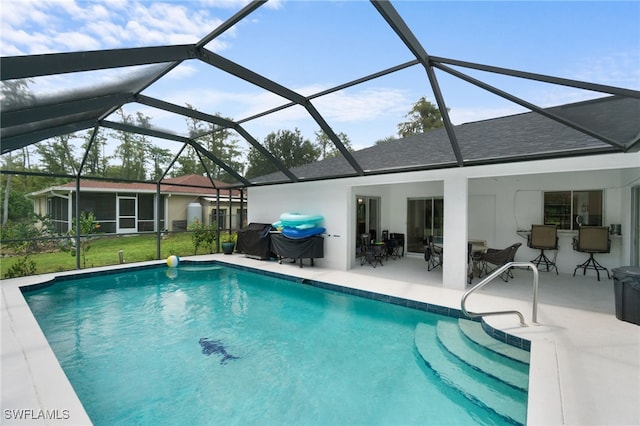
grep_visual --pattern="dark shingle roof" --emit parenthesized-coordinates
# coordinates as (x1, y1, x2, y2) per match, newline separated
(252, 95, 639, 184)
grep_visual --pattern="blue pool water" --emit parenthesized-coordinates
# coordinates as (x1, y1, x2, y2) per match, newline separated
(24, 263, 525, 425)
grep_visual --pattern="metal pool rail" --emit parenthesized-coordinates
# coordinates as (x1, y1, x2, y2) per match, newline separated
(461, 262, 539, 326)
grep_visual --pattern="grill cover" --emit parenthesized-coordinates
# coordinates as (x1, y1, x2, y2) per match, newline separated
(270, 234, 324, 264)
(236, 223, 273, 259)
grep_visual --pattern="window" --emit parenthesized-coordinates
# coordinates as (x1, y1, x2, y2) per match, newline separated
(73, 193, 116, 221)
(544, 190, 603, 230)
(73, 193, 117, 233)
(212, 209, 227, 229)
(137, 194, 158, 232)
(234, 208, 247, 230)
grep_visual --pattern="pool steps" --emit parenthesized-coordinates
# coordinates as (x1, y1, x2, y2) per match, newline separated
(436, 321, 529, 392)
(457, 319, 530, 364)
(414, 320, 529, 425)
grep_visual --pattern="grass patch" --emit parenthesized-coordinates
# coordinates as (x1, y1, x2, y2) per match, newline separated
(0, 233, 209, 277)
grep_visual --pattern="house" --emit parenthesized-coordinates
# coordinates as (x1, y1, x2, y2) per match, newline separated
(29, 174, 246, 235)
(246, 96, 640, 290)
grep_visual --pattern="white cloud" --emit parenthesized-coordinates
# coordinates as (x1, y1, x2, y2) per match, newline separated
(569, 51, 640, 90)
(197, 0, 256, 9)
(51, 1, 97, 21)
(144, 82, 415, 145)
(164, 63, 199, 80)
(1, 0, 233, 55)
(1, 0, 56, 26)
(53, 31, 102, 51)
(159, 87, 281, 118)
(0, 43, 23, 57)
(449, 106, 527, 126)
(314, 88, 408, 123)
(262, 0, 283, 10)
(90, 20, 129, 47)
(121, 3, 225, 45)
(0, 27, 54, 55)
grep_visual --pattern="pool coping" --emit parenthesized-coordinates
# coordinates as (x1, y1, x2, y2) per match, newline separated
(3, 257, 560, 425)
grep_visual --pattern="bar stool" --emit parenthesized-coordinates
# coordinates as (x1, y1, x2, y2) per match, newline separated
(573, 226, 611, 281)
(528, 224, 559, 274)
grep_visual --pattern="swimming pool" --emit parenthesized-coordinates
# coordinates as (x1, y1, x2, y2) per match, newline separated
(23, 262, 527, 425)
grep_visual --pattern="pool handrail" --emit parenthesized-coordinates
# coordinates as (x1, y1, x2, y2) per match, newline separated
(461, 261, 539, 327)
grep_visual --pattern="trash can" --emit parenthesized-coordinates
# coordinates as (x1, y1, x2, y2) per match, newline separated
(612, 266, 640, 325)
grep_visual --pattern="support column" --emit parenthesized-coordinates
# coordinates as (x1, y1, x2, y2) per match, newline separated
(155, 182, 161, 260)
(74, 183, 80, 270)
(443, 175, 469, 289)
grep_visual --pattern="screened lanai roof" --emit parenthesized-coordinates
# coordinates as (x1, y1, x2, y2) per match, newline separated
(1, 0, 639, 189)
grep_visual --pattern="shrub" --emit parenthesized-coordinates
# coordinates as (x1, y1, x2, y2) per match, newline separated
(187, 220, 217, 254)
(4, 243, 37, 278)
(0, 214, 56, 253)
(72, 211, 101, 268)
(220, 232, 237, 244)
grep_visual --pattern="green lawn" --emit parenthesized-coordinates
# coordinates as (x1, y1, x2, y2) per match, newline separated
(0, 233, 217, 278)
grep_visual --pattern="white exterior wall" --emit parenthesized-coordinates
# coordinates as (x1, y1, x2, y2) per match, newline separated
(468, 169, 633, 273)
(246, 180, 350, 270)
(247, 152, 640, 288)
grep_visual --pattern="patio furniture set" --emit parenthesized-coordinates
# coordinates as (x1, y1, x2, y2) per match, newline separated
(359, 231, 405, 268)
(361, 225, 613, 283)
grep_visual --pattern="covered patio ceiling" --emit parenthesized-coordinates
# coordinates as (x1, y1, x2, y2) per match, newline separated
(1, 0, 639, 189)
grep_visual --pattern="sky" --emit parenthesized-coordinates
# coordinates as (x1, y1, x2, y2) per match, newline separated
(2, 0, 639, 156)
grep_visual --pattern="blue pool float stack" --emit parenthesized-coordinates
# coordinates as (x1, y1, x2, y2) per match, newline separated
(273, 212, 325, 239)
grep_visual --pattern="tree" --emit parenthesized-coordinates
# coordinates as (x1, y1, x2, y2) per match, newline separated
(75, 211, 100, 269)
(314, 130, 353, 160)
(397, 97, 446, 138)
(196, 129, 245, 183)
(2, 154, 12, 226)
(375, 136, 397, 146)
(110, 110, 151, 180)
(35, 134, 79, 175)
(172, 145, 200, 177)
(2, 79, 34, 225)
(147, 145, 173, 181)
(1, 79, 34, 108)
(245, 129, 321, 179)
(0, 189, 33, 223)
(179, 106, 245, 182)
(80, 129, 110, 177)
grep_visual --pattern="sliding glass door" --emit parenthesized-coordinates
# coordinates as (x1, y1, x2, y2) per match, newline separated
(632, 185, 640, 266)
(356, 195, 380, 255)
(406, 198, 443, 254)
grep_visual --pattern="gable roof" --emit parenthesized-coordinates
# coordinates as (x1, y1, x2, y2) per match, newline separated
(251, 96, 640, 184)
(30, 174, 242, 198)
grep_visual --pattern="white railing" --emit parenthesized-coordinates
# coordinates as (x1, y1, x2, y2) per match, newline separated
(461, 262, 539, 327)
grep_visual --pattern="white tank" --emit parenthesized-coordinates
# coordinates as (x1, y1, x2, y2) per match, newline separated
(187, 202, 202, 226)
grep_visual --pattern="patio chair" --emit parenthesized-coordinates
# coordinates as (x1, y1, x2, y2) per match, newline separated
(360, 233, 384, 268)
(382, 230, 401, 260)
(478, 242, 522, 282)
(425, 236, 443, 271)
(528, 224, 559, 274)
(390, 232, 405, 257)
(573, 226, 611, 281)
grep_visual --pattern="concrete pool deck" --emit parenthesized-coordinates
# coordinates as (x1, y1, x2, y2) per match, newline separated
(2, 254, 639, 425)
